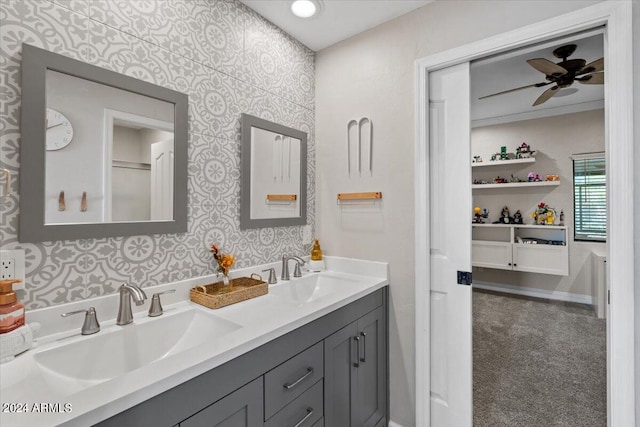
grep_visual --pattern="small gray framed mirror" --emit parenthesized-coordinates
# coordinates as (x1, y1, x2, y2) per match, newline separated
(19, 44, 188, 242)
(240, 114, 307, 229)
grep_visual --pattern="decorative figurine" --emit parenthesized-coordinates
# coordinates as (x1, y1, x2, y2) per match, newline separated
(513, 210, 524, 224)
(530, 202, 556, 225)
(516, 142, 535, 159)
(546, 209, 555, 225)
(527, 172, 542, 182)
(493, 206, 513, 224)
(494, 176, 507, 184)
(559, 210, 565, 226)
(491, 146, 513, 162)
(472, 155, 483, 163)
(500, 145, 509, 160)
(473, 206, 489, 223)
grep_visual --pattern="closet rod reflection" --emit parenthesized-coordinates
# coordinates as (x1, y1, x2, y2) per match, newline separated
(112, 160, 151, 171)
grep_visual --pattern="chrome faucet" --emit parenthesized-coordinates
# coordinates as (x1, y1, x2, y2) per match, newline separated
(281, 256, 305, 280)
(61, 307, 100, 335)
(116, 283, 147, 326)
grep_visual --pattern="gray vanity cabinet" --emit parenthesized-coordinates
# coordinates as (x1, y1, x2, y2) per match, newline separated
(97, 287, 388, 427)
(324, 305, 386, 427)
(180, 377, 263, 427)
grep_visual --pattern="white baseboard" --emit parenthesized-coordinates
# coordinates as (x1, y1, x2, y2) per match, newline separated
(473, 280, 594, 305)
(388, 421, 405, 427)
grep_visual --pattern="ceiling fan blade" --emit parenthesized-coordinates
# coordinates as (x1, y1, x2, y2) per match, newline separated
(527, 58, 568, 76)
(578, 72, 604, 84)
(578, 57, 604, 75)
(532, 86, 559, 106)
(479, 81, 551, 100)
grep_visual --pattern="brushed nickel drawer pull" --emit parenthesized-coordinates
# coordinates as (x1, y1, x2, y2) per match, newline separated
(353, 335, 361, 367)
(360, 331, 367, 363)
(283, 367, 313, 390)
(292, 407, 314, 427)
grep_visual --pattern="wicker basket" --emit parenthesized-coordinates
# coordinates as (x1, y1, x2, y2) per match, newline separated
(190, 274, 268, 309)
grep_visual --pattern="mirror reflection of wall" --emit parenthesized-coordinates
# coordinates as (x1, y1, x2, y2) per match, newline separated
(110, 123, 174, 222)
(44, 70, 175, 225)
(250, 127, 301, 220)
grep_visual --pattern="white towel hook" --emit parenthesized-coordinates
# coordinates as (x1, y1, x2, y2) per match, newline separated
(346, 120, 358, 175)
(358, 117, 372, 173)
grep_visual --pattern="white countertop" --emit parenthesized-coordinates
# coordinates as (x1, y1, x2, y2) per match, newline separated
(0, 256, 388, 427)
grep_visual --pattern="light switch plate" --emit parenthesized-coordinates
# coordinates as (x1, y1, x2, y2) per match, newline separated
(0, 250, 25, 290)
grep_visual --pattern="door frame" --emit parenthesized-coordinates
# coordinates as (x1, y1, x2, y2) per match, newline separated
(414, 2, 634, 426)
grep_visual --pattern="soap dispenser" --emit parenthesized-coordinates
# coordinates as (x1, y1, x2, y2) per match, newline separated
(0, 279, 25, 334)
(309, 240, 325, 272)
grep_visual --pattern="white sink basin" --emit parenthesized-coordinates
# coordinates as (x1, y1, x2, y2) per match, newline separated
(34, 308, 241, 382)
(270, 273, 360, 305)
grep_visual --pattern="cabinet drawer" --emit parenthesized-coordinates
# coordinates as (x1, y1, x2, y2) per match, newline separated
(264, 341, 323, 419)
(180, 377, 263, 427)
(265, 380, 323, 427)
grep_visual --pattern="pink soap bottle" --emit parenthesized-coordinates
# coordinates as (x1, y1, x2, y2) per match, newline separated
(0, 279, 25, 334)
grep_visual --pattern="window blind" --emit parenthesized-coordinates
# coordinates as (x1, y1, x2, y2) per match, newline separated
(573, 156, 606, 241)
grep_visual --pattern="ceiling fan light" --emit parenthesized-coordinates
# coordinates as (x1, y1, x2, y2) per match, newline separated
(291, 0, 317, 18)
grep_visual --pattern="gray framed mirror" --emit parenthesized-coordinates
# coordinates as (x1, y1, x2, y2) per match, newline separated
(19, 44, 188, 243)
(240, 114, 307, 229)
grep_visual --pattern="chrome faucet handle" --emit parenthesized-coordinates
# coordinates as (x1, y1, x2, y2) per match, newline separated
(293, 262, 303, 278)
(282, 256, 305, 280)
(148, 289, 175, 317)
(61, 307, 100, 335)
(262, 268, 277, 284)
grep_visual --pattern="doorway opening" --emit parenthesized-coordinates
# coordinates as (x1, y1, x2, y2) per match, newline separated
(470, 33, 607, 425)
(414, 3, 634, 426)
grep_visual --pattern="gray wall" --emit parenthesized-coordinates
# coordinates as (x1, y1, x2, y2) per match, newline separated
(0, 0, 315, 308)
(314, 1, 634, 426)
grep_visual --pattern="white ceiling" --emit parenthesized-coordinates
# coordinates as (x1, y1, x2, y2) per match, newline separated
(471, 32, 604, 126)
(240, 0, 433, 51)
(240, 2, 604, 125)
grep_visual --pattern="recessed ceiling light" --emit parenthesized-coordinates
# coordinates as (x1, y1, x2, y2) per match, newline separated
(291, 0, 317, 18)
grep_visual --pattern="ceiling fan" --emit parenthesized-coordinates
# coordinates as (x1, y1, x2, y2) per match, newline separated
(479, 44, 604, 106)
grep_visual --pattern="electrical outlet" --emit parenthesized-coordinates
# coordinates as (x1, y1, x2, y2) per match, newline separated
(1, 258, 14, 279)
(0, 250, 25, 290)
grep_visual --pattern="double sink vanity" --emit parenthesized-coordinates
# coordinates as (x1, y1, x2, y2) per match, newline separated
(5, 44, 389, 427)
(0, 257, 389, 427)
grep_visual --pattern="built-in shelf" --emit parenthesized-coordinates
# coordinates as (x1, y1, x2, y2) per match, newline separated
(112, 159, 151, 171)
(472, 223, 567, 230)
(472, 180, 560, 189)
(472, 223, 569, 276)
(472, 158, 535, 168)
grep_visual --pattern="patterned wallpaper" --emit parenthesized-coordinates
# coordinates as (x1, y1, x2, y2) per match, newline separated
(0, 0, 315, 308)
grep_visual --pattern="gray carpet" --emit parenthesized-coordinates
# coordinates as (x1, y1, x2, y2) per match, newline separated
(473, 289, 606, 427)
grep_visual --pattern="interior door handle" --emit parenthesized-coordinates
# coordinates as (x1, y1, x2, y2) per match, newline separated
(359, 331, 367, 363)
(353, 336, 361, 367)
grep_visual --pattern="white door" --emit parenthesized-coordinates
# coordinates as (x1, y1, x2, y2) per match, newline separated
(150, 139, 174, 220)
(428, 63, 472, 427)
